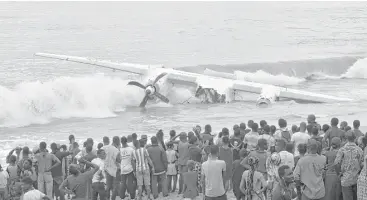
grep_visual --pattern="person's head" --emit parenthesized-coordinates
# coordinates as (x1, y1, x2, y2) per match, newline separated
(140, 138, 146, 147)
(209, 145, 219, 157)
(307, 139, 318, 154)
(278, 165, 293, 184)
(346, 131, 356, 142)
(169, 130, 176, 138)
(218, 132, 223, 138)
(166, 141, 174, 150)
(156, 130, 164, 141)
(270, 125, 276, 134)
(222, 128, 229, 136)
(345, 126, 352, 132)
(322, 124, 330, 133)
(103, 136, 110, 145)
(340, 121, 348, 130)
(97, 143, 103, 150)
(39, 142, 47, 151)
(50, 143, 58, 152)
(239, 148, 248, 159)
(60, 145, 67, 152)
(97, 149, 106, 160)
(239, 123, 246, 130)
(286, 143, 294, 154)
(257, 138, 268, 151)
(251, 123, 259, 132)
(263, 125, 270, 135)
(311, 127, 319, 136)
(21, 177, 34, 191)
(297, 143, 307, 155)
(9, 155, 16, 164)
(233, 124, 240, 135)
(193, 125, 201, 134)
(150, 136, 158, 145)
(331, 137, 341, 149)
(306, 124, 314, 134)
(248, 156, 259, 171)
(276, 139, 286, 152)
(23, 159, 32, 170)
(247, 120, 254, 129)
(141, 135, 148, 143)
(362, 136, 367, 150)
(331, 117, 339, 126)
(353, 120, 360, 129)
(22, 146, 30, 156)
(73, 142, 79, 149)
(69, 164, 80, 176)
(222, 136, 230, 146)
(121, 136, 127, 146)
(260, 120, 267, 128)
(132, 133, 138, 141)
(278, 118, 287, 128)
(112, 136, 120, 147)
(133, 140, 140, 149)
(179, 132, 188, 142)
(189, 136, 197, 145)
(299, 122, 306, 132)
(307, 114, 316, 124)
(205, 124, 212, 133)
(187, 160, 196, 171)
(15, 147, 22, 155)
(86, 138, 94, 147)
(86, 145, 93, 153)
(291, 125, 298, 133)
(69, 135, 75, 144)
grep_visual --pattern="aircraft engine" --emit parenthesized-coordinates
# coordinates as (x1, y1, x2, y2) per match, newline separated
(256, 86, 280, 108)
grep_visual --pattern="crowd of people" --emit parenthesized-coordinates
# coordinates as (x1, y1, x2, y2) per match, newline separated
(0, 114, 367, 200)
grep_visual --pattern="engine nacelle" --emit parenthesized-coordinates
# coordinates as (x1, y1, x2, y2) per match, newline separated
(256, 86, 280, 107)
(145, 85, 157, 96)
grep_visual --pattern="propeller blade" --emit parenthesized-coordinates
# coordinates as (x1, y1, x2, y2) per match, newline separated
(154, 92, 169, 103)
(152, 72, 167, 85)
(127, 81, 146, 89)
(139, 94, 150, 108)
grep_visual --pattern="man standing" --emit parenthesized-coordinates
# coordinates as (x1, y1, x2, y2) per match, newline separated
(323, 118, 345, 147)
(291, 122, 311, 156)
(334, 131, 363, 200)
(244, 123, 260, 152)
(177, 133, 190, 194)
(276, 139, 294, 170)
(120, 136, 136, 200)
(147, 136, 168, 198)
(294, 139, 326, 200)
(35, 142, 61, 199)
(202, 145, 228, 200)
(102, 136, 121, 200)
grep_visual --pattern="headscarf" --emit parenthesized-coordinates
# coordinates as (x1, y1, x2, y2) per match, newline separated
(245, 156, 259, 199)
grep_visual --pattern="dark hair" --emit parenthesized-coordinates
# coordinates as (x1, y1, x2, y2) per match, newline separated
(103, 136, 109, 144)
(113, 136, 120, 146)
(247, 120, 254, 127)
(97, 149, 105, 155)
(132, 133, 138, 140)
(353, 120, 360, 128)
(322, 124, 330, 132)
(22, 146, 30, 155)
(286, 143, 294, 154)
(21, 177, 33, 185)
(278, 119, 287, 128)
(189, 136, 197, 145)
(39, 142, 47, 150)
(297, 143, 307, 155)
(169, 130, 176, 137)
(345, 126, 352, 132)
(222, 128, 229, 136)
(311, 127, 319, 136)
(331, 118, 339, 126)
(260, 120, 267, 127)
(270, 125, 276, 133)
(306, 124, 314, 133)
(218, 132, 223, 138)
(9, 155, 17, 163)
(133, 140, 140, 149)
(139, 139, 145, 148)
(166, 142, 173, 149)
(69, 135, 75, 142)
(73, 142, 79, 148)
(51, 143, 58, 150)
(278, 165, 290, 178)
(150, 136, 158, 145)
(222, 136, 229, 144)
(97, 143, 103, 150)
(263, 125, 270, 134)
(251, 123, 259, 132)
(60, 145, 67, 151)
(240, 123, 246, 130)
(205, 124, 211, 132)
(121, 136, 127, 145)
(291, 125, 298, 133)
(210, 145, 219, 155)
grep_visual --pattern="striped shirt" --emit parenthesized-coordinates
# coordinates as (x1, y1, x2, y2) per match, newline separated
(132, 148, 150, 172)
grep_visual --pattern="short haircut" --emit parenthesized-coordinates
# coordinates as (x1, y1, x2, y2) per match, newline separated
(222, 136, 229, 144)
(251, 123, 259, 131)
(21, 177, 34, 185)
(270, 125, 276, 133)
(297, 143, 307, 155)
(39, 142, 47, 150)
(132, 133, 138, 140)
(278, 165, 290, 178)
(353, 120, 360, 128)
(150, 136, 158, 145)
(189, 136, 197, 145)
(103, 136, 109, 144)
(121, 136, 127, 145)
(169, 130, 176, 137)
(278, 118, 287, 128)
(133, 140, 140, 148)
(210, 145, 219, 155)
(97, 143, 103, 150)
(331, 118, 339, 126)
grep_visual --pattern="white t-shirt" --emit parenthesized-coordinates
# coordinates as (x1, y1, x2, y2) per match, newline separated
(279, 150, 295, 169)
(23, 189, 45, 200)
(291, 132, 311, 156)
(91, 158, 106, 183)
(102, 145, 119, 177)
(0, 171, 9, 188)
(202, 158, 226, 197)
(120, 146, 134, 174)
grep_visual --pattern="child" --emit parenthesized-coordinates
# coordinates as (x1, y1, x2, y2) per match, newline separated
(166, 142, 178, 193)
(182, 160, 198, 200)
(232, 148, 248, 200)
(240, 156, 267, 200)
(0, 164, 9, 200)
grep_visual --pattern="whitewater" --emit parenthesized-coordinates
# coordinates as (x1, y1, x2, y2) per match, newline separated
(1, 1, 367, 165)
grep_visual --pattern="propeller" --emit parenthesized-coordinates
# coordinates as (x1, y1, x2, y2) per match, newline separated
(127, 72, 169, 108)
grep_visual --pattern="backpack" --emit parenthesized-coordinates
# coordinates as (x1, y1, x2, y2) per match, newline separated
(281, 130, 291, 143)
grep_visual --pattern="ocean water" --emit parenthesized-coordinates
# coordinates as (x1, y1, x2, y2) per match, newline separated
(1, 1, 367, 165)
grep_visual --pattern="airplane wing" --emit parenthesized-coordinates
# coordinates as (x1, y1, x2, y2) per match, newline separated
(34, 52, 353, 103)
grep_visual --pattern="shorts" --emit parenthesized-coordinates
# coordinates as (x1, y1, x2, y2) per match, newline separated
(178, 165, 188, 174)
(136, 170, 150, 186)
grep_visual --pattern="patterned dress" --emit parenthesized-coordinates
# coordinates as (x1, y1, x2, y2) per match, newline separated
(357, 155, 367, 200)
